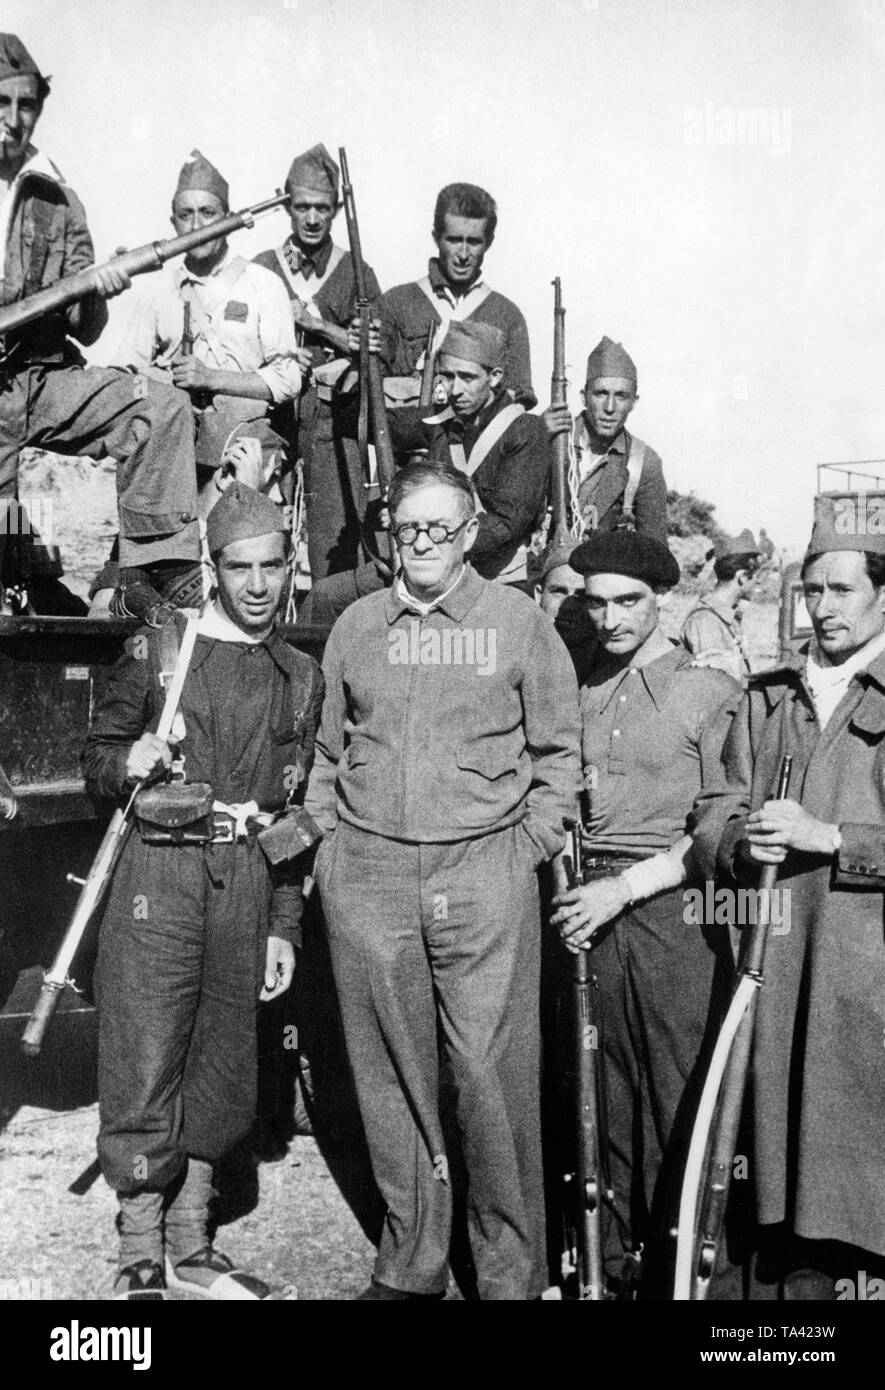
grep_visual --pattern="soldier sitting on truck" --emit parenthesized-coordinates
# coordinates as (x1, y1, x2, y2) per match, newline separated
(0, 33, 204, 617)
(88, 150, 305, 617)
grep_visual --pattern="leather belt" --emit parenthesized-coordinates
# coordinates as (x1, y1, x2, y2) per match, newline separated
(209, 805, 275, 845)
(581, 850, 646, 879)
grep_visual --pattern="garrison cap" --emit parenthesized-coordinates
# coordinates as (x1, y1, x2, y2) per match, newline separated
(285, 143, 339, 199)
(540, 537, 580, 582)
(570, 530, 680, 590)
(709, 528, 761, 563)
(0, 34, 47, 89)
(175, 150, 229, 209)
(206, 482, 287, 556)
(438, 320, 505, 371)
(804, 493, 885, 559)
(585, 336, 637, 386)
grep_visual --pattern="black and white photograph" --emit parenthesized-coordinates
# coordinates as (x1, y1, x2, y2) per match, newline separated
(1, 0, 884, 1355)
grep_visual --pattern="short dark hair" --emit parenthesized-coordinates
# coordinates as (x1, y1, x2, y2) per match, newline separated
(433, 183, 497, 246)
(800, 550, 885, 586)
(387, 460, 476, 525)
(714, 554, 758, 583)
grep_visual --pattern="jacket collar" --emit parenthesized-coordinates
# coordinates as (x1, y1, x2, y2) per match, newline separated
(423, 389, 506, 433)
(191, 616, 294, 676)
(573, 415, 629, 460)
(385, 563, 485, 625)
(588, 640, 686, 714)
(8, 146, 64, 188)
(851, 649, 885, 734)
(285, 234, 334, 278)
(427, 256, 485, 299)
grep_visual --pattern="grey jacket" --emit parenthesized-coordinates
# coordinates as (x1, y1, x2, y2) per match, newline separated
(305, 565, 581, 856)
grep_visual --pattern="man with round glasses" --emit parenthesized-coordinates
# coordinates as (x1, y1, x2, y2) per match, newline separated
(305, 458, 581, 1299)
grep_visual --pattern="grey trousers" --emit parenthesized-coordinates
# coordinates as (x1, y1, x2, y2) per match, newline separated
(0, 363, 200, 566)
(316, 820, 547, 1300)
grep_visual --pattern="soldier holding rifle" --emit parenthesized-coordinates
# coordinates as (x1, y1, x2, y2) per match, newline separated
(301, 319, 551, 626)
(88, 152, 306, 617)
(543, 336, 668, 541)
(82, 484, 322, 1300)
(254, 144, 381, 582)
(0, 34, 202, 603)
(691, 502, 885, 1297)
(118, 151, 303, 490)
(376, 182, 535, 410)
(551, 530, 739, 1296)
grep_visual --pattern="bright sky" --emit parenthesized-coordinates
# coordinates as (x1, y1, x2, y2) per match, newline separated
(7, 0, 885, 554)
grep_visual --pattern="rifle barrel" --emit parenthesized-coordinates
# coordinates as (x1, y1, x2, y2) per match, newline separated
(549, 276, 570, 540)
(0, 192, 288, 339)
(338, 147, 397, 543)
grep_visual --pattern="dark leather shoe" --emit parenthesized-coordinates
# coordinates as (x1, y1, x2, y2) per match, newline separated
(110, 569, 175, 626)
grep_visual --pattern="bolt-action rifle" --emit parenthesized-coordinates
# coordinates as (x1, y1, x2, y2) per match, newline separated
(0, 191, 288, 347)
(549, 277, 573, 547)
(338, 147, 396, 568)
(21, 613, 203, 1055)
(564, 826, 606, 1299)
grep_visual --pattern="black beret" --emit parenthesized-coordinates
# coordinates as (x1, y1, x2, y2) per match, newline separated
(569, 530, 680, 589)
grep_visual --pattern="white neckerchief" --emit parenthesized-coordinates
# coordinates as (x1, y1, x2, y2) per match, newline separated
(197, 600, 265, 644)
(805, 627, 885, 729)
(0, 145, 62, 278)
(396, 566, 467, 618)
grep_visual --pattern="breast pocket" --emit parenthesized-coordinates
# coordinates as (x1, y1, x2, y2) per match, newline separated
(22, 226, 66, 286)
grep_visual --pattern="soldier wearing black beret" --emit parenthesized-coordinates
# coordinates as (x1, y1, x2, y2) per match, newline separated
(551, 530, 740, 1296)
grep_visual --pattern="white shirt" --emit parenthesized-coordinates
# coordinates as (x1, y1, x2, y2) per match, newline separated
(117, 249, 301, 404)
(805, 627, 885, 729)
(197, 599, 264, 644)
(395, 566, 467, 617)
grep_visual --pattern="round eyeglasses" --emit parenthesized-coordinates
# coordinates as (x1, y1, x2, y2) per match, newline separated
(392, 518, 473, 547)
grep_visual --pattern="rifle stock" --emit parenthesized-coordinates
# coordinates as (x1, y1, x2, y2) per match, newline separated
(21, 805, 132, 1055)
(21, 610, 204, 1055)
(674, 754, 793, 1300)
(0, 192, 288, 341)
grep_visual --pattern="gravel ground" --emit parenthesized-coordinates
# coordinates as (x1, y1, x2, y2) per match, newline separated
(1, 471, 781, 1304)
(0, 1100, 378, 1302)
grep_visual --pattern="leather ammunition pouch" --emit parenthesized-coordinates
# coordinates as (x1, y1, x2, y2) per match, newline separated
(382, 374, 422, 410)
(257, 805, 323, 866)
(134, 782, 216, 844)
